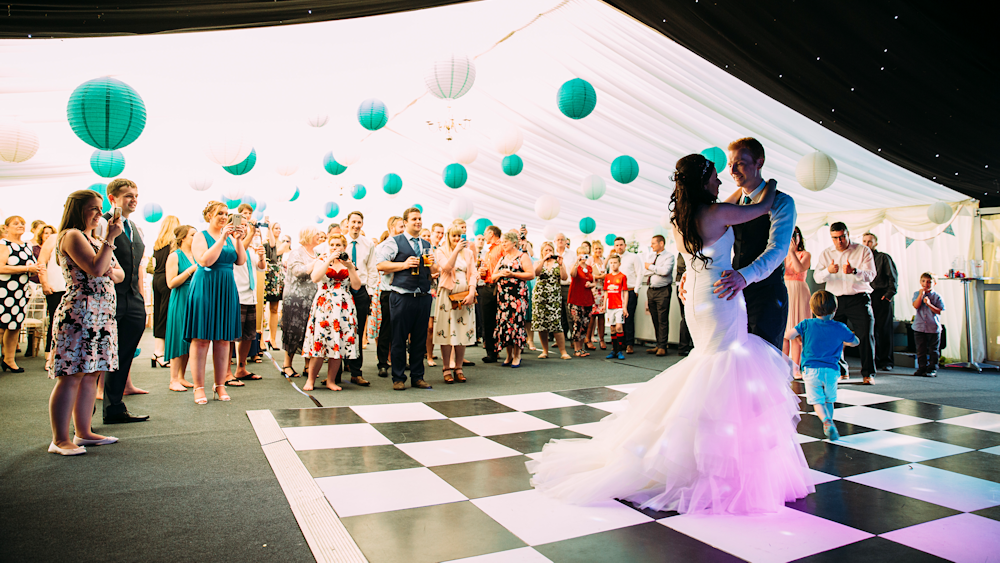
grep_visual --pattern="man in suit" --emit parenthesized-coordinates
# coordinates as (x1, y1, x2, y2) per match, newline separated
(102, 178, 149, 424)
(862, 232, 898, 370)
(343, 211, 376, 385)
(476, 226, 503, 363)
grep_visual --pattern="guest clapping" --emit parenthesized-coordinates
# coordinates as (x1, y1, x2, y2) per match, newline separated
(434, 227, 478, 383)
(492, 230, 534, 367)
(281, 227, 325, 376)
(164, 225, 197, 392)
(0, 216, 40, 372)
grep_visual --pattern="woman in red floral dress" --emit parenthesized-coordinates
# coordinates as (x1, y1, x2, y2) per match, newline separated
(492, 230, 535, 368)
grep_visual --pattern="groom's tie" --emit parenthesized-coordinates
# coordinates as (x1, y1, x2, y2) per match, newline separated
(741, 195, 752, 205)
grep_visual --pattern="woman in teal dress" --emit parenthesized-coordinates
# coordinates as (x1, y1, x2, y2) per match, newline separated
(165, 224, 198, 392)
(185, 202, 244, 405)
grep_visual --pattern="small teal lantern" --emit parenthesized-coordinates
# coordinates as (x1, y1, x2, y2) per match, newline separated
(579, 217, 596, 234)
(223, 148, 256, 175)
(557, 78, 597, 120)
(383, 173, 402, 195)
(351, 184, 366, 200)
(225, 197, 241, 209)
(610, 155, 639, 184)
(413, 203, 423, 213)
(473, 217, 492, 236)
(443, 163, 468, 189)
(315, 216, 324, 224)
(502, 154, 523, 176)
(289, 187, 300, 202)
(358, 98, 388, 131)
(324, 201, 340, 218)
(253, 210, 264, 221)
(242, 195, 257, 211)
(700, 147, 727, 175)
(88, 183, 111, 213)
(605, 233, 616, 246)
(90, 150, 125, 178)
(257, 201, 267, 212)
(142, 203, 163, 223)
(323, 152, 348, 175)
(67, 77, 147, 150)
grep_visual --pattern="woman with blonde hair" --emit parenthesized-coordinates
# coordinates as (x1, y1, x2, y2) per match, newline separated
(366, 229, 391, 350)
(164, 224, 198, 391)
(280, 226, 325, 376)
(263, 219, 291, 349)
(37, 224, 65, 372)
(433, 226, 477, 383)
(587, 239, 608, 350)
(29, 224, 55, 284)
(0, 215, 41, 372)
(492, 230, 534, 367)
(150, 214, 180, 367)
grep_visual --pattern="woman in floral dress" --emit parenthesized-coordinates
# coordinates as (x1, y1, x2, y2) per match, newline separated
(263, 221, 290, 349)
(301, 234, 361, 391)
(280, 227, 324, 376)
(433, 226, 478, 383)
(532, 241, 571, 359)
(492, 230, 534, 367)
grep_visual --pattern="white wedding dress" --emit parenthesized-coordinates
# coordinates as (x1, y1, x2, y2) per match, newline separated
(527, 228, 813, 514)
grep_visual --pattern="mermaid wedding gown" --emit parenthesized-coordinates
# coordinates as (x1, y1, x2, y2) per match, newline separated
(527, 228, 813, 514)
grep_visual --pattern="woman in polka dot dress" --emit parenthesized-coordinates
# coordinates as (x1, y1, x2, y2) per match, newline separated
(0, 216, 42, 372)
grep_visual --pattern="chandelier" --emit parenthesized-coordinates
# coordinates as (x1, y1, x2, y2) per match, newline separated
(426, 106, 471, 141)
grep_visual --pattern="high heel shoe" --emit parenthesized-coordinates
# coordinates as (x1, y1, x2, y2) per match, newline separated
(150, 354, 170, 368)
(1, 361, 24, 373)
(213, 384, 231, 402)
(193, 387, 208, 405)
(266, 341, 280, 351)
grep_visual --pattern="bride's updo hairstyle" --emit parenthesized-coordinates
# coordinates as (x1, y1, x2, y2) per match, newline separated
(669, 153, 717, 267)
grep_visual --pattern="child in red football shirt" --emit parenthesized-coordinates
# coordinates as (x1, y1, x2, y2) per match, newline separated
(603, 255, 629, 359)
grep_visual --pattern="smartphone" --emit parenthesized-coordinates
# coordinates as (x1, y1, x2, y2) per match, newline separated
(520, 224, 526, 240)
(111, 206, 122, 223)
(232, 214, 243, 227)
(461, 234, 467, 241)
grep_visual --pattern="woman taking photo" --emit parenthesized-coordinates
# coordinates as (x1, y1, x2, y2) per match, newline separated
(37, 224, 66, 372)
(0, 216, 41, 372)
(434, 226, 477, 383)
(532, 241, 571, 359)
(587, 240, 608, 350)
(263, 220, 290, 349)
(281, 227, 324, 377)
(151, 214, 180, 368)
(164, 225, 197, 392)
(492, 230, 534, 367)
(568, 245, 595, 357)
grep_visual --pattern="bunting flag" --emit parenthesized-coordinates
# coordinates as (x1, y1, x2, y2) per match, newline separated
(889, 224, 900, 237)
(943, 225, 955, 236)
(924, 237, 936, 250)
(905, 237, 915, 248)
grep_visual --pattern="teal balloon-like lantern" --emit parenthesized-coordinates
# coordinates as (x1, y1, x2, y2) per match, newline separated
(242, 195, 257, 210)
(290, 187, 300, 202)
(88, 183, 111, 213)
(257, 201, 267, 212)
(413, 203, 423, 213)
(223, 148, 256, 175)
(443, 163, 468, 189)
(142, 203, 163, 223)
(67, 77, 146, 150)
(324, 202, 340, 218)
(473, 217, 492, 236)
(557, 78, 597, 120)
(605, 233, 616, 246)
(315, 216, 324, 224)
(610, 155, 639, 184)
(253, 210, 264, 221)
(383, 173, 402, 195)
(700, 147, 727, 175)
(502, 154, 523, 176)
(358, 98, 388, 131)
(225, 197, 241, 209)
(322, 152, 347, 175)
(90, 150, 125, 178)
(351, 184, 366, 199)
(579, 217, 596, 234)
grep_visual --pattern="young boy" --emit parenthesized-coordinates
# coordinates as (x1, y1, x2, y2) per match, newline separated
(912, 272, 945, 377)
(786, 290, 860, 441)
(603, 255, 629, 360)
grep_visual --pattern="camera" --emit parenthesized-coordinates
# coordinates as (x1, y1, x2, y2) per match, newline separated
(337, 251, 350, 261)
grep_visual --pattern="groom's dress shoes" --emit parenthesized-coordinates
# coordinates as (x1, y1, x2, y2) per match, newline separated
(103, 411, 149, 424)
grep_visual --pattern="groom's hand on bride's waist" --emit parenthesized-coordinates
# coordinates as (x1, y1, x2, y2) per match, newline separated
(714, 270, 746, 300)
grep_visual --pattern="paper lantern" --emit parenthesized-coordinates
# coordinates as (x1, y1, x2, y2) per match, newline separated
(225, 198, 241, 210)
(473, 218, 493, 236)
(142, 203, 163, 223)
(307, 114, 328, 128)
(323, 152, 347, 175)
(358, 99, 388, 131)
(443, 163, 468, 189)
(795, 151, 838, 192)
(206, 133, 253, 166)
(67, 77, 146, 150)
(276, 163, 298, 176)
(579, 217, 596, 234)
(535, 194, 560, 221)
(290, 187, 301, 202)
(222, 147, 256, 175)
(351, 184, 367, 200)
(452, 142, 478, 165)
(425, 54, 477, 100)
(557, 78, 597, 120)
(581, 175, 606, 200)
(315, 216, 325, 224)
(660, 213, 671, 230)
(223, 186, 246, 200)
(88, 183, 111, 213)
(502, 154, 523, 176)
(90, 150, 125, 178)
(189, 178, 213, 192)
(610, 155, 639, 184)
(413, 204, 424, 214)
(242, 195, 257, 211)
(699, 147, 727, 175)
(450, 197, 474, 220)
(494, 125, 523, 156)
(605, 234, 616, 246)
(254, 210, 264, 221)
(386, 192, 399, 200)
(337, 148, 361, 166)
(0, 122, 40, 163)
(383, 173, 402, 195)
(257, 201, 267, 212)
(927, 202, 953, 224)
(324, 202, 340, 218)
(543, 224, 560, 241)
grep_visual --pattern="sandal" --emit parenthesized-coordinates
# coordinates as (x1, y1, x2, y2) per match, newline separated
(537, 351, 549, 359)
(561, 353, 573, 360)
(454, 368, 466, 383)
(223, 378, 245, 387)
(282, 367, 299, 377)
(443, 368, 455, 384)
(585, 343, 596, 350)
(599, 341, 607, 350)
(235, 373, 262, 380)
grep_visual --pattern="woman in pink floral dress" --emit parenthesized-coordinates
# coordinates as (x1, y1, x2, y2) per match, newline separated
(301, 234, 361, 391)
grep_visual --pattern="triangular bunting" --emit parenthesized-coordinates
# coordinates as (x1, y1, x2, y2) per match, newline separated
(924, 237, 936, 250)
(905, 237, 915, 248)
(943, 225, 955, 236)
(889, 224, 900, 237)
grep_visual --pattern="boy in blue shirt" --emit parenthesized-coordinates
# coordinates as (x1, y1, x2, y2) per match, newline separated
(786, 290, 860, 441)
(912, 272, 945, 377)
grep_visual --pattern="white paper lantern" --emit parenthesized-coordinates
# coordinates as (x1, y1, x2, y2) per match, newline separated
(450, 197, 474, 220)
(494, 125, 523, 156)
(386, 192, 399, 200)
(425, 55, 477, 100)
(660, 213, 671, 230)
(336, 149, 361, 166)
(535, 194, 560, 221)
(451, 142, 479, 165)
(927, 201, 953, 224)
(0, 121, 40, 163)
(543, 224, 560, 241)
(307, 114, 328, 128)
(581, 175, 606, 200)
(795, 151, 838, 192)
(189, 178, 213, 192)
(206, 133, 253, 166)
(276, 163, 299, 176)
(223, 186, 246, 200)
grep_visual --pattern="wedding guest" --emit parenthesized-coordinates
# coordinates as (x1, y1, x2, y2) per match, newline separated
(783, 226, 812, 375)
(533, 241, 571, 359)
(37, 225, 66, 372)
(226, 218, 267, 385)
(492, 230, 533, 367)
(164, 225, 197, 392)
(554, 233, 572, 336)
(912, 273, 945, 377)
(568, 245, 595, 357)
(150, 215, 180, 368)
(863, 232, 898, 370)
(367, 230, 390, 364)
(587, 240, 607, 350)
(613, 236, 643, 353)
(263, 220, 291, 349)
(644, 234, 675, 356)
(0, 216, 40, 372)
(477, 226, 503, 363)
(280, 227, 324, 376)
(434, 226, 477, 383)
(344, 211, 376, 383)
(674, 253, 692, 356)
(603, 254, 629, 359)
(29, 224, 54, 284)
(522, 238, 537, 351)
(422, 226, 438, 367)
(375, 216, 406, 377)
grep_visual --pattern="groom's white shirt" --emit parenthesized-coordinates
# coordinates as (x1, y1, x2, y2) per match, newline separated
(737, 180, 796, 285)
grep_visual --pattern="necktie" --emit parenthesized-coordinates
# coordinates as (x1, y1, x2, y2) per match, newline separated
(351, 240, 357, 264)
(411, 237, 420, 256)
(741, 195, 752, 205)
(123, 219, 132, 241)
(247, 252, 255, 291)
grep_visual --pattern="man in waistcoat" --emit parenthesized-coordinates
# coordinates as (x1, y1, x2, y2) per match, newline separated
(375, 207, 440, 390)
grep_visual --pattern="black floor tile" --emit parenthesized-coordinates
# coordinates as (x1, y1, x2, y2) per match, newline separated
(430, 455, 534, 499)
(789, 536, 949, 563)
(341, 501, 525, 563)
(536, 521, 741, 563)
(889, 422, 1000, 450)
(616, 498, 679, 520)
(297, 445, 422, 478)
(370, 419, 478, 444)
(791, 380, 806, 395)
(425, 397, 515, 418)
(799, 440, 909, 477)
(797, 395, 848, 412)
(488, 428, 589, 454)
(868, 400, 980, 421)
(918, 451, 1000, 483)
(797, 413, 875, 440)
(786, 480, 959, 535)
(972, 504, 1000, 522)
(554, 387, 628, 403)
(271, 407, 365, 427)
(525, 405, 612, 426)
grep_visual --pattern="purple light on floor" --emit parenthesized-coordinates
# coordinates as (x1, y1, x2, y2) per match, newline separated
(882, 514, 1000, 562)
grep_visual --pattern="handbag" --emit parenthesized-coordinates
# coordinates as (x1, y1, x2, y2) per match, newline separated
(448, 290, 471, 309)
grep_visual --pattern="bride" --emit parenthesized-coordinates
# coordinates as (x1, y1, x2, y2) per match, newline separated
(527, 153, 813, 515)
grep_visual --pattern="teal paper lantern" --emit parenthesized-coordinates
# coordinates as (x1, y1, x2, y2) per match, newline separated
(67, 77, 146, 150)
(90, 150, 125, 178)
(502, 154, 523, 176)
(351, 184, 366, 200)
(610, 155, 639, 184)
(142, 203, 163, 223)
(700, 147, 727, 175)
(257, 201, 267, 212)
(413, 203, 423, 213)
(473, 217, 492, 236)
(88, 183, 111, 213)
(253, 210, 264, 221)
(557, 78, 597, 120)
(290, 187, 300, 202)
(579, 217, 596, 234)
(225, 197, 241, 209)
(443, 163, 468, 189)
(324, 202, 340, 218)
(383, 173, 402, 195)
(315, 216, 324, 224)
(223, 148, 256, 175)
(358, 98, 388, 131)
(242, 195, 257, 211)
(605, 233, 616, 246)
(322, 152, 347, 175)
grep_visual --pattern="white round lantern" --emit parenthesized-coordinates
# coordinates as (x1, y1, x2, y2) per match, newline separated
(386, 192, 399, 200)
(660, 213, 671, 230)
(795, 151, 838, 192)
(307, 114, 329, 128)
(425, 55, 477, 100)
(189, 178, 213, 192)
(535, 194, 560, 221)
(336, 149, 361, 166)
(543, 224, 561, 241)
(206, 133, 253, 166)
(581, 175, 606, 200)
(0, 121, 40, 163)
(927, 201, 953, 224)
(451, 142, 479, 165)
(276, 163, 299, 176)
(450, 197, 474, 221)
(494, 125, 523, 156)
(223, 186, 246, 200)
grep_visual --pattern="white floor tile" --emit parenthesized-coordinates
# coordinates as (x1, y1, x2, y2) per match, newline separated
(829, 430, 973, 461)
(524, 451, 543, 460)
(282, 423, 392, 451)
(939, 412, 1000, 433)
(451, 412, 558, 436)
(661, 507, 872, 563)
(563, 422, 603, 437)
(980, 445, 1000, 455)
(350, 402, 447, 424)
(832, 389, 902, 406)
(831, 406, 931, 430)
(881, 514, 1000, 563)
(847, 463, 1000, 512)
(491, 392, 583, 412)
(808, 469, 840, 486)
(589, 400, 629, 413)
(606, 383, 642, 395)
(472, 489, 651, 546)
(316, 467, 467, 517)
(445, 546, 552, 562)
(796, 434, 819, 444)
(396, 436, 522, 467)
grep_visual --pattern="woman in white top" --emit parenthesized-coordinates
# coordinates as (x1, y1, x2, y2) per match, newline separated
(38, 225, 67, 372)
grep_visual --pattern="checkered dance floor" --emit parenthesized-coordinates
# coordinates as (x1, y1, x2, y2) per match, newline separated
(249, 381, 1000, 563)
